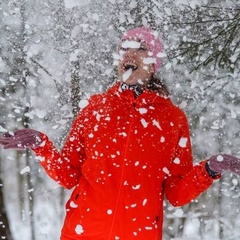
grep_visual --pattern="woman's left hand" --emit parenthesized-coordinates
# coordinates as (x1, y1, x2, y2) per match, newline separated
(208, 154, 240, 176)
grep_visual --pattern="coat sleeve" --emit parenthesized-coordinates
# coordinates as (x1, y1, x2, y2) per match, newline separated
(32, 112, 86, 189)
(163, 112, 220, 207)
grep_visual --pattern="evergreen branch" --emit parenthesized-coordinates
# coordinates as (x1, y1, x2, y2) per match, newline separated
(29, 57, 68, 106)
(29, 57, 53, 77)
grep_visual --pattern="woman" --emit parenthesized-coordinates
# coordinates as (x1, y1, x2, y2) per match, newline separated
(0, 27, 239, 240)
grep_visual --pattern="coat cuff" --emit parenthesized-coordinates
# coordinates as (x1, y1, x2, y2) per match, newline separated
(31, 133, 50, 155)
(204, 160, 221, 179)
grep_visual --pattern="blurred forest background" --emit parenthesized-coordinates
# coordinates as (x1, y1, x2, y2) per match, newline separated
(0, 0, 240, 239)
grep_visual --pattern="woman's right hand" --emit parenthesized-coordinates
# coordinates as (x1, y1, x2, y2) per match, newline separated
(0, 129, 42, 150)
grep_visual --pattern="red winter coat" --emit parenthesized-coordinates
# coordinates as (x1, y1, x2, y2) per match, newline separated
(34, 82, 218, 240)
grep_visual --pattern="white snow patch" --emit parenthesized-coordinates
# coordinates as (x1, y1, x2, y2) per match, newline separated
(64, 0, 90, 9)
(173, 208, 184, 217)
(160, 136, 165, 143)
(121, 40, 141, 49)
(112, 53, 122, 60)
(52, 125, 59, 130)
(94, 112, 101, 121)
(157, 52, 167, 58)
(9, 76, 18, 82)
(135, 161, 139, 166)
(119, 132, 127, 137)
(199, 116, 205, 125)
(216, 155, 224, 162)
(148, 51, 153, 56)
(35, 156, 45, 162)
(141, 118, 148, 128)
(163, 167, 170, 175)
(165, 62, 172, 70)
(75, 224, 84, 235)
(132, 184, 141, 190)
(179, 137, 188, 148)
(142, 199, 147, 206)
(153, 120, 162, 130)
(231, 109, 237, 118)
(107, 209, 113, 215)
(0, 96, 6, 102)
(0, 78, 6, 87)
(35, 109, 46, 119)
(137, 79, 144, 85)
(0, 125, 7, 133)
(79, 99, 89, 109)
(122, 68, 133, 82)
(145, 226, 153, 230)
(20, 166, 31, 174)
(88, 133, 94, 138)
(70, 201, 78, 208)
(173, 158, 181, 164)
(104, 68, 114, 78)
(24, 111, 34, 119)
(113, 59, 119, 66)
(92, 13, 99, 21)
(70, 136, 75, 142)
(164, 7, 172, 15)
(139, 108, 147, 114)
(143, 57, 157, 65)
(232, 179, 238, 185)
(179, 101, 187, 109)
(39, 140, 46, 147)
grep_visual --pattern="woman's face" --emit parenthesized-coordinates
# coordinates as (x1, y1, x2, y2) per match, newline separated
(117, 39, 155, 86)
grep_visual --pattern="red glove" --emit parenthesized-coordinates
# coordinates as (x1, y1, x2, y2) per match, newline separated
(208, 154, 240, 176)
(0, 129, 42, 150)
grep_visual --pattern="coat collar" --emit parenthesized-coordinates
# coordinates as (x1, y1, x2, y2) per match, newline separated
(107, 81, 172, 107)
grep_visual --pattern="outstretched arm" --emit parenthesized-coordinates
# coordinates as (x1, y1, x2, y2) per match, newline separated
(163, 114, 219, 207)
(164, 153, 240, 207)
(33, 113, 86, 189)
(0, 113, 86, 189)
(164, 160, 220, 207)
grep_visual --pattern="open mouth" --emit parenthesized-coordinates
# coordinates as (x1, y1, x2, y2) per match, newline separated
(123, 63, 138, 71)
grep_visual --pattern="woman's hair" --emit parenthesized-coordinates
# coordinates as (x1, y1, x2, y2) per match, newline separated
(147, 75, 170, 97)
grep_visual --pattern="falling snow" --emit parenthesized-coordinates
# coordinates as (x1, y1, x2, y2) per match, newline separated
(0, 0, 240, 240)
(107, 209, 113, 215)
(122, 68, 133, 82)
(173, 158, 181, 164)
(121, 40, 141, 49)
(140, 118, 148, 128)
(20, 166, 31, 174)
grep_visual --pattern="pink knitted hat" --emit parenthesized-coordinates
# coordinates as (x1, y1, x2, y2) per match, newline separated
(121, 27, 164, 73)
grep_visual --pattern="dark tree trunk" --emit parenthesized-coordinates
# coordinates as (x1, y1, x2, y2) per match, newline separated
(0, 158, 13, 240)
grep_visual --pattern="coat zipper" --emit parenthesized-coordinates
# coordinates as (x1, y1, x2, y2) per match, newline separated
(107, 100, 136, 240)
